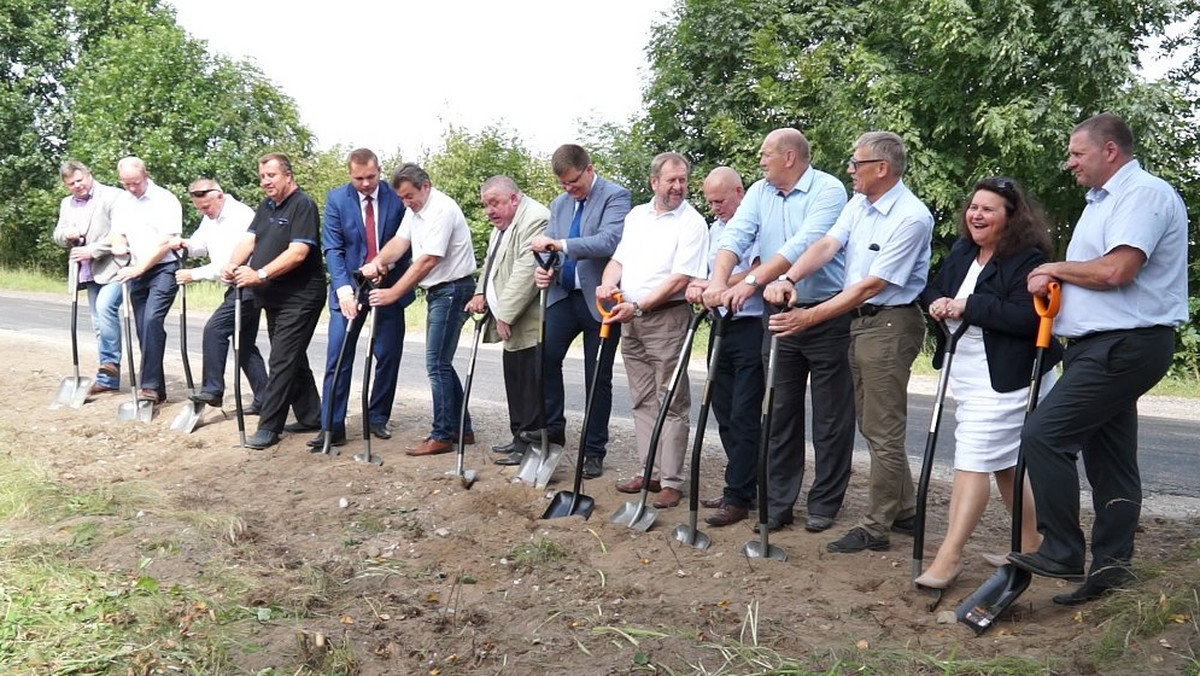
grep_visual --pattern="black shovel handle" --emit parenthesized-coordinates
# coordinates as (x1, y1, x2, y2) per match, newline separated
(533, 247, 560, 271)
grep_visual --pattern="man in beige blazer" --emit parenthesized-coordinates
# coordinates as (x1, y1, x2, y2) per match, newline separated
(466, 175, 550, 464)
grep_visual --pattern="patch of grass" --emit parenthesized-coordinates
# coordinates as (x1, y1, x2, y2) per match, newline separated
(511, 537, 568, 569)
(1089, 559, 1200, 667)
(0, 267, 63, 294)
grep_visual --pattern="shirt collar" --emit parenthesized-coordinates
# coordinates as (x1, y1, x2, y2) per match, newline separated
(1088, 159, 1140, 204)
(863, 180, 908, 216)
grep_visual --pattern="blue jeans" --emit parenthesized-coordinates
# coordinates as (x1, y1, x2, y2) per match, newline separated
(130, 262, 179, 396)
(424, 277, 473, 441)
(84, 281, 123, 388)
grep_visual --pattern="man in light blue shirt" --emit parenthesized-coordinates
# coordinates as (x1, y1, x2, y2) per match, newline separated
(702, 128, 855, 534)
(1010, 113, 1188, 605)
(765, 131, 933, 553)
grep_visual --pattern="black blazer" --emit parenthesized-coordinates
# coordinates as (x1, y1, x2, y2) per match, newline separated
(920, 237, 1063, 393)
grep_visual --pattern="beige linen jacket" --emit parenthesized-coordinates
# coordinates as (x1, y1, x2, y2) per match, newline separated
(475, 195, 550, 352)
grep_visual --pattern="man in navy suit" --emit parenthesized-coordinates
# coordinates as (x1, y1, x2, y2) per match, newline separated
(312, 148, 413, 448)
(530, 144, 631, 479)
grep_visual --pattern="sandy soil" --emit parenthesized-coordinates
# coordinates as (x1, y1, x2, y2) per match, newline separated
(11, 329, 1200, 675)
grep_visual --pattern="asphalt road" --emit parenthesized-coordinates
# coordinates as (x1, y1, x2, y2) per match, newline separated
(7, 290, 1200, 502)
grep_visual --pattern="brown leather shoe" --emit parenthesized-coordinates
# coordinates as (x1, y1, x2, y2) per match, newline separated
(700, 495, 725, 509)
(615, 476, 662, 494)
(405, 438, 454, 456)
(652, 487, 683, 509)
(137, 388, 165, 404)
(459, 432, 476, 445)
(704, 503, 749, 527)
(88, 382, 118, 396)
(98, 362, 119, 379)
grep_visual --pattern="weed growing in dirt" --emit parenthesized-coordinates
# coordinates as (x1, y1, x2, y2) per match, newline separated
(511, 537, 567, 569)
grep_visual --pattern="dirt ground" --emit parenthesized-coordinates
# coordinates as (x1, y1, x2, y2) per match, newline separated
(10, 328, 1200, 675)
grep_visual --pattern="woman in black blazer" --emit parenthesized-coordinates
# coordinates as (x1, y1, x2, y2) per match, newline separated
(914, 177, 1062, 590)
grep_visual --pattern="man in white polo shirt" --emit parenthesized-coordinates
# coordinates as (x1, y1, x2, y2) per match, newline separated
(111, 156, 183, 405)
(596, 152, 708, 509)
(366, 163, 477, 456)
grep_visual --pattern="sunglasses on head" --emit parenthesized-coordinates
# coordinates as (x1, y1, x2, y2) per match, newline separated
(189, 188, 218, 198)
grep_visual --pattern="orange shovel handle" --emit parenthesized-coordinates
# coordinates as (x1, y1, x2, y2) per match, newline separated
(1032, 282, 1061, 349)
(595, 291, 623, 339)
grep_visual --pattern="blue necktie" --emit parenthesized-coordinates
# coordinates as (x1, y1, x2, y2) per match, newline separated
(560, 199, 584, 291)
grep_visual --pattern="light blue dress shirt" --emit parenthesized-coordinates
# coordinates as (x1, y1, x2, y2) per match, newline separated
(828, 180, 932, 306)
(708, 218, 762, 318)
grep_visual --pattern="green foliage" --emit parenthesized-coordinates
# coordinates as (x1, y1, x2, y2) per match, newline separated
(0, 0, 312, 269)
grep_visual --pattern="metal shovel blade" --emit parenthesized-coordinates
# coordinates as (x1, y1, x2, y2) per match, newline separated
(51, 376, 92, 410)
(170, 402, 203, 433)
(610, 498, 657, 532)
(118, 400, 154, 423)
(353, 451, 384, 466)
(742, 539, 788, 561)
(671, 522, 712, 550)
(515, 446, 544, 485)
(533, 442, 566, 489)
(446, 468, 479, 489)
(542, 490, 595, 520)
(956, 564, 1032, 635)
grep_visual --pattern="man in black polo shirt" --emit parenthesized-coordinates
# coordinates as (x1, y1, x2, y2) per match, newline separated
(223, 153, 326, 449)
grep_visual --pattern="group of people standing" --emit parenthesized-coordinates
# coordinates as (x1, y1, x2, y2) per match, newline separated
(53, 111, 1187, 609)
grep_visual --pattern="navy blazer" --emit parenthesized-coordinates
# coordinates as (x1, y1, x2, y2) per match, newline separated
(545, 174, 631, 322)
(920, 237, 1062, 393)
(322, 183, 414, 309)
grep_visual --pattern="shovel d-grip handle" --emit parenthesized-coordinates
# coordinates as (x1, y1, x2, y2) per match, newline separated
(533, 246, 560, 271)
(596, 291, 623, 339)
(1032, 282, 1061, 349)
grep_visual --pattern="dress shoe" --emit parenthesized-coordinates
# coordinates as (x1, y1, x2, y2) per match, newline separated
(753, 516, 793, 534)
(827, 527, 890, 553)
(704, 503, 748, 527)
(890, 515, 916, 537)
(701, 495, 757, 510)
(615, 476, 662, 494)
(1052, 568, 1134, 606)
(652, 487, 683, 509)
(189, 391, 221, 407)
(283, 421, 321, 433)
(137, 388, 165, 404)
(458, 431, 476, 445)
(369, 423, 392, 440)
(88, 383, 118, 396)
(406, 438, 454, 456)
(519, 429, 565, 446)
(244, 402, 262, 416)
(491, 440, 527, 454)
(493, 451, 524, 466)
(306, 430, 347, 449)
(804, 514, 836, 533)
(581, 455, 603, 479)
(1006, 551, 1085, 580)
(244, 429, 280, 449)
(914, 560, 965, 589)
(982, 552, 1011, 567)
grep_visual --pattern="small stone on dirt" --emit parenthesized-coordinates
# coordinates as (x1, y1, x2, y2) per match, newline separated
(935, 610, 957, 624)
(338, 497, 349, 509)
(434, 527, 450, 537)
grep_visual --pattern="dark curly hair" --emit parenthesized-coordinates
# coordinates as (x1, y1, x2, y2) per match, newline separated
(956, 177, 1053, 259)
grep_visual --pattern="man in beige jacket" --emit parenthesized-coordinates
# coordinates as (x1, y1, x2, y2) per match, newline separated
(466, 175, 551, 465)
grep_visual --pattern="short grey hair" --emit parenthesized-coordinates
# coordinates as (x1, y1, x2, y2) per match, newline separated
(854, 132, 906, 177)
(650, 152, 690, 179)
(391, 163, 431, 190)
(59, 160, 90, 180)
(481, 175, 520, 197)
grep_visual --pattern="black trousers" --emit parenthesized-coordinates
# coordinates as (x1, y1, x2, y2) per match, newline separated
(762, 309, 856, 522)
(503, 345, 542, 441)
(710, 316, 764, 508)
(257, 297, 324, 434)
(201, 287, 267, 406)
(1021, 326, 1174, 575)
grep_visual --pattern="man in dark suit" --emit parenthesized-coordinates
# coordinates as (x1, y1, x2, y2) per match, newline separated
(530, 144, 631, 479)
(312, 148, 413, 448)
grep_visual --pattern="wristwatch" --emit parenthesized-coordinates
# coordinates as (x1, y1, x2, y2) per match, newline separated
(257, 268, 268, 281)
(633, 302, 644, 317)
(777, 274, 798, 284)
(744, 274, 759, 288)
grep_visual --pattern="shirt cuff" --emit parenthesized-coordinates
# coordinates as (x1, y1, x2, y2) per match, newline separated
(336, 285, 353, 299)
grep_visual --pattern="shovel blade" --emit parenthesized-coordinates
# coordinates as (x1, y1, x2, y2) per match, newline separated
(542, 491, 595, 520)
(51, 377, 91, 410)
(117, 400, 154, 423)
(460, 470, 478, 489)
(353, 452, 383, 466)
(742, 539, 788, 561)
(610, 499, 657, 531)
(671, 523, 711, 550)
(515, 447, 543, 485)
(170, 402, 203, 433)
(533, 442, 566, 489)
(956, 564, 1032, 635)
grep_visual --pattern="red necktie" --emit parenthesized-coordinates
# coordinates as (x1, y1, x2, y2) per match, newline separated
(365, 195, 377, 259)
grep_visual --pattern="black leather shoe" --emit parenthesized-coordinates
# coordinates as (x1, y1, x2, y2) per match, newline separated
(369, 423, 392, 440)
(804, 514, 836, 532)
(1007, 551, 1085, 580)
(189, 391, 221, 407)
(752, 516, 793, 534)
(581, 455, 603, 479)
(1052, 569, 1134, 605)
(890, 515, 916, 536)
(244, 429, 280, 450)
(827, 527, 889, 553)
(306, 430, 347, 449)
(491, 441, 526, 454)
(493, 450, 523, 466)
(283, 421, 320, 433)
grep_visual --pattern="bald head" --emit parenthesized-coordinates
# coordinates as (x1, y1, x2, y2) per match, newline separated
(759, 128, 812, 193)
(703, 166, 745, 222)
(117, 156, 149, 198)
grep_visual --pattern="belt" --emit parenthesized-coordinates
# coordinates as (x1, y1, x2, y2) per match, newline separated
(426, 275, 474, 294)
(850, 301, 916, 318)
(794, 296, 836, 309)
(1065, 325, 1171, 347)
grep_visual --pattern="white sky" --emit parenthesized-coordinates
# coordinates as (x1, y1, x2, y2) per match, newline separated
(169, 0, 676, 159)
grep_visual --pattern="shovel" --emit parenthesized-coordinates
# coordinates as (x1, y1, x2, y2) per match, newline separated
(517, 250, 565, 487)
(116, 279, 153, 423)
(672, 311, 726, 549)
(957, 282, 1061, 635)
(611, 307, 707, 532)
(51, 260, 93, 409)
(353, 301, 383, 467)
(912, 320, 970, 610)
(321, 274, 369, 456)
(542, 296, 620, 520)
(232, 288, 248, 448)
(743, 319, 786, 562)
(448, 311, 486, 488)
(171, 249, 204, 433)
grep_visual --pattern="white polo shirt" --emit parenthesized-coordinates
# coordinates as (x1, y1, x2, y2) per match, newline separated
(612, 199, 708, 303)
(397, 187, 477, 288)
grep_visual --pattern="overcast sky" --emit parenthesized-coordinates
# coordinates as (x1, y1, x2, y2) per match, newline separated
(169, 0, 676, 159)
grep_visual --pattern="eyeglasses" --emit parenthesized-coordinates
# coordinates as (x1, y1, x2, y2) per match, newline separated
(847, 158, 886, 170)
(189, 188, 218, 198)
(558, 167, 590, 189)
